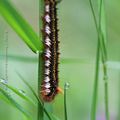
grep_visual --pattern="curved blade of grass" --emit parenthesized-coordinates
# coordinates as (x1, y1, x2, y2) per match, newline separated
(16, 72, 53, 120)
(0, 80, 36, 107)
(89, 1, 101, 119)
(0, 0, 43, 53)
(0, 87, 32, 119)
(0, 93, 10, 104)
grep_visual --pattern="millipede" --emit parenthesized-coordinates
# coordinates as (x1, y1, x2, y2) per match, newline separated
(40, 0, 62, 102)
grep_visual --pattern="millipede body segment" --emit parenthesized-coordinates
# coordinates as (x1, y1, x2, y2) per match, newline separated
(41, 0, 60, 102)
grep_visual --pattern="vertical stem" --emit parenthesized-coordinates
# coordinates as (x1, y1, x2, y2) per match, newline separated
(99, 0, 109, 119)
(91, 41, 100, 120)
(64, 83, 68, 120)
(38, 0, 44, 119)
(89, 0, 109, 119)
(38, 53, 44, 120)
(104, 76, 109, 120)
(89, 0, 101, 119)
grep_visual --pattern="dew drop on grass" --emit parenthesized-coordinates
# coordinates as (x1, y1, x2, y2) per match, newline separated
(18, 90, 26, 96)
(64, 82, 70, 90)
(0, 79, 7, 84)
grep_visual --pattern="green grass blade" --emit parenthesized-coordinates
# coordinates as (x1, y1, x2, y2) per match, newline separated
(89, 0, 107, 61)
(64, 83, 69, 120)
(0, 0, 43, 53)
(38, 53, 44, 120)
(89, 1, 101, 119)
(0, 93, 10, 104)
(90, 42, 100, 120)
(89, 0, 109, 120)
(88, 0, 98, 32)
(0, 87, 32, 119)
(99, 0, 109, 120)
(0, 79, 36, 107)
(16, 72, 53, 120)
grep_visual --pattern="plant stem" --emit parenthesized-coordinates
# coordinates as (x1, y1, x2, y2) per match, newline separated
(89, 0, 109, 120)
(91, 41, 100, 120)
(89, 0, 98, 33)
(64, 83, 68, 120)
(99, 0, 109, 119)
(38, 53, 44, 120)
(38, 0, 44, 119)
(89, 0, 100, 119)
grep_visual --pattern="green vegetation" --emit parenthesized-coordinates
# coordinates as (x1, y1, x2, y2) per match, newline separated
(0, 0, 119, 120)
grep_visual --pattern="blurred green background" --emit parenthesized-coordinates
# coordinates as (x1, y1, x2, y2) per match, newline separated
(0, 0, 120, 120)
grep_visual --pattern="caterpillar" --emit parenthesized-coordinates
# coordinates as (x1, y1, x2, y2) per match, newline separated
(41, 0, 62, 102)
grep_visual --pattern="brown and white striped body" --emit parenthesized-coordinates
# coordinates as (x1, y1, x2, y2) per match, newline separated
(41, 0, 60, 102)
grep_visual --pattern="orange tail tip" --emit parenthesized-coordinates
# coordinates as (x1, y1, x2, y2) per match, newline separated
(57, 87, 64, 94)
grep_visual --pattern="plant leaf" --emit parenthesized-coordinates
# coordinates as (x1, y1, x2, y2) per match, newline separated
(0, 0, 43, 53)
(0, 87, 32, 119)
(0, 80, 36, 107)
(0, 92, 10, 104)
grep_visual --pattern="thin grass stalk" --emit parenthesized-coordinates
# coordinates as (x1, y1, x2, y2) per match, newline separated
(89, 0, 101, 119)
(64, 83, 68, 120)
(88, 0, 98, 33)
(99, 0, 109, 119)
(89, 0, 109, 119)
(91, 42, 100, 120)
(38, 53, 44, 120)
(89, 0, 107, 61)
(38, 0, 44, 119)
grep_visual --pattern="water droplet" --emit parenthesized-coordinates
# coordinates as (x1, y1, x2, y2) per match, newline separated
(19, 90, 26, 96)
(0, 79, 7, 84)
(64, 82, 70, 90)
